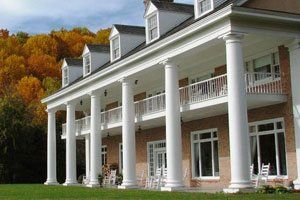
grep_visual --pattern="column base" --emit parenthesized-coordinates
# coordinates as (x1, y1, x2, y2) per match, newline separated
(223, 188, 255, 193)
(86, 181, 100, 188)
(161, 186, 185, 192)
(44, 181, 59, 186)
(63, 181, 79, 186)
(293, 179, 300, 190)
(118, 185, 139, 189)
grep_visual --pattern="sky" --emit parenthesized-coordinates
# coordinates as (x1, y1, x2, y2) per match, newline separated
(0, 0, 194, 34)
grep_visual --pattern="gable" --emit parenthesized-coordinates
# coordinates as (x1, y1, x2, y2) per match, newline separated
(109, 26, 120, 40)
(144, 2, 158, 17)
(82, 45, 90, 56)
(242, 0, 300, 14)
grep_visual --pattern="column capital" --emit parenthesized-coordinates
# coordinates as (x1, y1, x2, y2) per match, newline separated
(65, 100, 77, 107)
(159, 58, 178, 69)
(118, 76, 134, 85)
(288, 39, 300, 51)
(88, 89, 102, 97)
(221, 31, 247, 43)
(46, 107, 58, 114)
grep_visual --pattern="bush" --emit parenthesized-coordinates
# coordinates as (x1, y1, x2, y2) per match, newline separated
(275, 185, 289, 194)
(117, 173, 123, 185)
(257, 185, 289, 194)
(78, 174, 84, 184)
(257, 185, 275, 194)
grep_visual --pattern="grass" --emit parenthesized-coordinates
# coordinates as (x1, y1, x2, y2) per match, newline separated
(0, 184, 299, 200)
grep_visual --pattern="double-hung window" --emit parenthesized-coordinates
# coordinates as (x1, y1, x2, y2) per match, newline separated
(148, 14, 158, 42)
(198, 0, 213, 16)
(84, 54, 91, 75)
(249, 118, 287, 177)
(191, 129, 219, 178)
(63, 67, 69, 86)
(112, 37, 120, 60)
(245, 52, 280, 82)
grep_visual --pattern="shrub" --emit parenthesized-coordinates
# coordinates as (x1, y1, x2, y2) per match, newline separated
(274, 185, 289, 194)
(257, 185, 275, 194)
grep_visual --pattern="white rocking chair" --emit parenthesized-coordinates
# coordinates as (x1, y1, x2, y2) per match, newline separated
(255, 163, 270, 188)
(103, 169, 117, 187)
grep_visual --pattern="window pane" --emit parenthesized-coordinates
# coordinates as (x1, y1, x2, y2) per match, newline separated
(249, 125, 256, 133)
(201, 142, 212, 176)
(278, 132, 287, 175)
(199, 0, 211, 13)
(213, 141, 219, 176)
(200, 132, 211, 139)
(259, 134, 277, 175)
(193, 143, 200, 177)
(254, 55, 271, 71)
(258, 123, 274, 132)
(250, 136, 259, 174)
(276, 122, 283, 129)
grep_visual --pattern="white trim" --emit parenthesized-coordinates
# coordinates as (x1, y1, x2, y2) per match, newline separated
(42, 4, 234, 106)
(147, 140, 166, 176)
(101, 145, 107, 165)
(195, 0, 214, 19)
(146, 12, 160, 44)
(110, 35, 121, 62)
(190, 128, 219, 179)
(83, 53, 91, 77)
(249, 117, 288, 177)
(62, 66, 69, 87)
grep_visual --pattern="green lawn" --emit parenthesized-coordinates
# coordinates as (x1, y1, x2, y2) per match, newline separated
(0, 184, 299, 200)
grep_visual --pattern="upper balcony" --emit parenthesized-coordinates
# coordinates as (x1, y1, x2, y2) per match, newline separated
(62, 72, 286, 138)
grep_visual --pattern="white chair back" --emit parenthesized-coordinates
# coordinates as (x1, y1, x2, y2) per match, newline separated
(155, 168, 162, 177)
(261, 163, 270, 177)
(250, 164, 254, 177)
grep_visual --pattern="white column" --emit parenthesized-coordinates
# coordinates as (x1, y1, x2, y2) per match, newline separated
(63, 101, 78, 186)
(223, 33, 252, 193)
(161, 60, 183, 191)
(289, 39, 300, 190)
(44, 108, 59, 185)
(87, 91, 102, 187)
(118, 78, 138, 189)
(85, 135, 90, 184)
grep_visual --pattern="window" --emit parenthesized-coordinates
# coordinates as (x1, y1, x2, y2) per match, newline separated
(148, 14, 158, 41)
(198, 0, 213, 16)
(84, 54, 91, 75)
(191, 129, 219, 178)
(190, 73, 213, 84)
(245, 52, 280, 81)
(119, 143, 123, 174)
(147, 140, 166, 176)
(101, 146, 107, 166)
(112, 37, 120, 60)
(249, 118, 287, 176)
(63, 67, 69, 86)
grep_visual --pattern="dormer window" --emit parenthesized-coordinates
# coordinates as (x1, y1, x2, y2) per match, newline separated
(112, 37, 120, 61)
(148, 14, 158, 42)
(197, 0, 213, 16)
(83, 54, 91, 76)
(63, 67, 69, 86)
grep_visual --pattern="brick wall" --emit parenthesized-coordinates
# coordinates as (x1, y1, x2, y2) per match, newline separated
(100, 45, 296, 189)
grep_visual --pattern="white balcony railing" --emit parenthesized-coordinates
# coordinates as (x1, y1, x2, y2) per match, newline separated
(245, 72, 282, 94)
(62, 73, 283, 136)
(135, 93, 166, 118)
(101, 106, 122, 125)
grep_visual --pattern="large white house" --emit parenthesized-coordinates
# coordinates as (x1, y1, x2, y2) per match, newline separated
(42, 0, 300, 192)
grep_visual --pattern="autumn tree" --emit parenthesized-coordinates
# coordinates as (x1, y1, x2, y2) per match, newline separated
(16, 76, 44, 105)
(0, 55, 26, 91)
(0, 29, 9, 39)
(94, 28, 110, 45)
(23, 35, 59, 58)
(27, 53, 61, 79)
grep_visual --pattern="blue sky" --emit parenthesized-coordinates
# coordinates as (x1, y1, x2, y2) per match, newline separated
(0, 0, 194, 34)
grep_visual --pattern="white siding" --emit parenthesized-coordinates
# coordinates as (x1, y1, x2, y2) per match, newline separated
(90, 52, 110, 72)
(120, 34, 145, 58)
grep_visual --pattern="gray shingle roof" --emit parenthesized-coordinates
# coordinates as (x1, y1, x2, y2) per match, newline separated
(86, 44, 110, 53)
(65, 58, 82, 66)
(114, 24, 145, 35)
(151, 0, 194, 14)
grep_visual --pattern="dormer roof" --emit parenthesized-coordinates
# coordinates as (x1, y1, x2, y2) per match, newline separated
(64, 58, 82, 67)
(86, 44, 110, 53)
(151, 0, 194, 14)
(113, 24, 145, 35)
